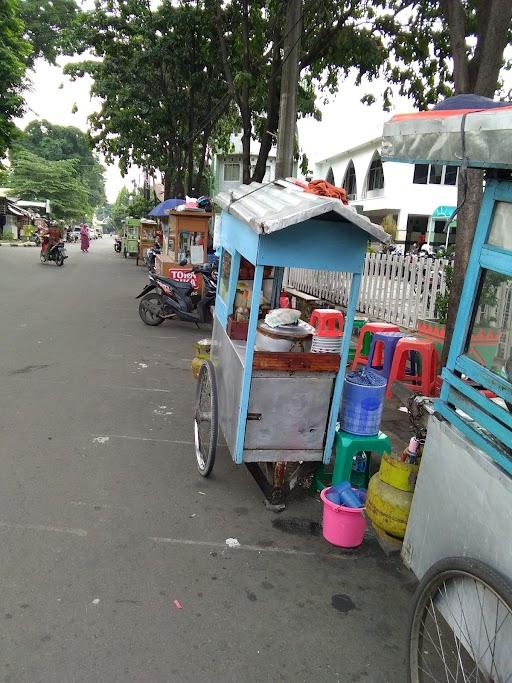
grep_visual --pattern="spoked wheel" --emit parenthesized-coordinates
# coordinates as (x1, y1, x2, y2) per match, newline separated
(409, 556, 512, 682)
(194, 360, 218, 477)
(138, 293, 164, 326)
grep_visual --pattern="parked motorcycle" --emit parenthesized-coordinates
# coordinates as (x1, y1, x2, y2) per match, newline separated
(143, 242, 161, 272)
(136, 262, 217, 326)
(40, 239, 68, 266)
(114, 235, 122, 253)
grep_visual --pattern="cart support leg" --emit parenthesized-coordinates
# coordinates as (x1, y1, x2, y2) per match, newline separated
(245, 462, 288, 511)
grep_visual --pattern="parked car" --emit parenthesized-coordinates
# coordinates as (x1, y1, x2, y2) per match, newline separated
(88, 228, 97, 239)
(70, 227, 80, 242)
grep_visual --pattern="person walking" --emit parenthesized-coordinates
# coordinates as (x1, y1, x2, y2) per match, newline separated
(80, 223, 90, 253)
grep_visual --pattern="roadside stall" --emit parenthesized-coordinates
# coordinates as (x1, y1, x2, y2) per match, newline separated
(122, 217, 139, 259)
(193, 179, 389, 507)
(383, 97, 512, 681)
(136, 218, 159, 265)
(156, 210, 211, 290)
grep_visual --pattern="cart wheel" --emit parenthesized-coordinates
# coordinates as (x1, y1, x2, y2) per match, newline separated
(408, 556, 512, 682)
(194, 360, 218, 477)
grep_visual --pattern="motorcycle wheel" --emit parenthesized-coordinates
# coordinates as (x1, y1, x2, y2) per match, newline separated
(56, 254, 64, 266)
(138, 293, 165, 326)
(40, 254, 47, 263)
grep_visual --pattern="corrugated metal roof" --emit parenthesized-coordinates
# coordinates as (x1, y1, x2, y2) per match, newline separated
(214, 179, 389, 243)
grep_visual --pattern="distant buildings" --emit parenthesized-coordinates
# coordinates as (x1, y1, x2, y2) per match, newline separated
(212, 135, 277, 195)
(314, 137, 459, 249)
(0, 189, 50, 239)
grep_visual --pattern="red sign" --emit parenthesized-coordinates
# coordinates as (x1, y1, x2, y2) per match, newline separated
(166, 267, 199, 289)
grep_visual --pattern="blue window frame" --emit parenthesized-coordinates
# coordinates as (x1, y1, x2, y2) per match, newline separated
(437, 179, 512, 474)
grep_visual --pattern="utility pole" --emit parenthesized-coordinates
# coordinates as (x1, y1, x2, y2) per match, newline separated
(275, 0, 303, 180)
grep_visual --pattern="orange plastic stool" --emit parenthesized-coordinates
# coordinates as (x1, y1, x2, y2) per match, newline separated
(385, 337, 438, 398)
(351, 322, 400, 370)
(309, 309, 344, 337)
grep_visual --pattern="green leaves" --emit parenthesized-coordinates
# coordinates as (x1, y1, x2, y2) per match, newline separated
(0, 0, 32, 160)
(8, 148, 90, 221)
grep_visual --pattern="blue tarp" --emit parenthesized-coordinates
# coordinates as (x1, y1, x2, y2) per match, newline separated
(148, 198, 185, 217)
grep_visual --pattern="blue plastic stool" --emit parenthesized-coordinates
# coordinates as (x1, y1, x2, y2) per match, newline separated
(367, 332, 406, 379)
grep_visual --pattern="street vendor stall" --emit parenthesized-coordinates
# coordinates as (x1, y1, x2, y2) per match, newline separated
(136, 218, 159, 265)
(156, 210, 211, 288)
(193, 179, 389, 506)
(383, 97, 512, 682)
(122, 217, 139, 258)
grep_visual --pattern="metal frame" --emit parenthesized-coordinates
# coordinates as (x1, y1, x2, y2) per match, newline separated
(437, 178, 512, 474)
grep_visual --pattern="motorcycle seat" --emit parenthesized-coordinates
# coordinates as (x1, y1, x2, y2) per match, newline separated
(155, 275, 193, 291)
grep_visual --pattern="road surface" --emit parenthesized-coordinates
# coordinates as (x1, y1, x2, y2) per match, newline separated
(0, 239, 410, 682)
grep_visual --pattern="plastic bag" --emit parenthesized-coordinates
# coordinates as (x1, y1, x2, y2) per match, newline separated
(264, 308, 301, 328)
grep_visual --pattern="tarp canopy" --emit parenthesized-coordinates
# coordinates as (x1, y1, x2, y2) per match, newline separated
(148, 198, 185, 217)
(382, 95, 512, 169)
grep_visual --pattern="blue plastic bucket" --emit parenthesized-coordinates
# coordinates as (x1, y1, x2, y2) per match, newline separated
(339, 369, 387, 436)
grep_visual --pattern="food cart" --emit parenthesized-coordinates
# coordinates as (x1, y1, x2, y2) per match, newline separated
(156, 210, 211, 289)
(136, 218, 159, 265)
(382, 99, 512, 681)
(122, 217, 139, 259)
(193, 179, 388, 507)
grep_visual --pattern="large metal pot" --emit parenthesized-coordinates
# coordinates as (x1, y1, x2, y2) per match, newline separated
(255, 320, 314, 353)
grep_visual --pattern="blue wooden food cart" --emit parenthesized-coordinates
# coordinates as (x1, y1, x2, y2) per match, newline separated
(193, 179, 388, 506)
(383, 100, 512, 682)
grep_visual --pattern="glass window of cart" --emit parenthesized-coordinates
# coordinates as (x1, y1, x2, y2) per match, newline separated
(466, 268, 512, 380)
(219, 250, 232, 302)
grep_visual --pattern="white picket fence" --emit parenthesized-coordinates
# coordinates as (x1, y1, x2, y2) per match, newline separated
(286, 253, 449, 330)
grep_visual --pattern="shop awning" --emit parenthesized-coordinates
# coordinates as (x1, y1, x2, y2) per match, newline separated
(431, 205, 456, 219)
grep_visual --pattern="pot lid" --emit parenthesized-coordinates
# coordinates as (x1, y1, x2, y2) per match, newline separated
(257, 320, 314, 340)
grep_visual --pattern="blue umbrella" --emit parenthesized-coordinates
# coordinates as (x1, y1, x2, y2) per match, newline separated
(148, 198, 186, 217)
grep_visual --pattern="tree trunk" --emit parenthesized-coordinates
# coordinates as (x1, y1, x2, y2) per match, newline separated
(441, 169, 483, 365)
(253, 9, 282, 183)
(241, 0, 252, 184)
(275, 0, 302, 179)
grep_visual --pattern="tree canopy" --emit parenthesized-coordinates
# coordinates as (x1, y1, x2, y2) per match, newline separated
(19, 0, 78, 66)
(67, 0, 388, 193)
(8, 148, 90, 221)
(66, 0, 232, 198)
(0, 0, 31, 160)
(15, 120, 106, 208)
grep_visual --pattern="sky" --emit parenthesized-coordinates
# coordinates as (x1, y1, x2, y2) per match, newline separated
(16, 56, 415, 203)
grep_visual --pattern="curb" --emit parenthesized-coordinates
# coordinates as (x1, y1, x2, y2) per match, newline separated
(0, 242, 37, 247)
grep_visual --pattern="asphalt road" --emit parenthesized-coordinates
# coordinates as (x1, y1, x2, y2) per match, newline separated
(0, 238, 411, 682)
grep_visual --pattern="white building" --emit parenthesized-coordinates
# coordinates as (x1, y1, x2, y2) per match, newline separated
(314, 137, 459, 249)
(212, 135, 277, 196)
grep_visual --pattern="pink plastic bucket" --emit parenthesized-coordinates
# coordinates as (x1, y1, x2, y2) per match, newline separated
(320, 487, 366, 548)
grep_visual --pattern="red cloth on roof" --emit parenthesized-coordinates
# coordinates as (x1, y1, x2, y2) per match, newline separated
(305, 179, 348, 204)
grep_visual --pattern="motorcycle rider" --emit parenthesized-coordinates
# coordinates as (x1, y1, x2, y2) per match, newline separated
(40, 224, 61, 261)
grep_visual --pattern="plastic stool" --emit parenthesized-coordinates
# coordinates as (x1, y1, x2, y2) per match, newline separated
(351, 322, 401, 370)
(310, 309, 344, 337)
(352, 318, 368, 337)
(367, 332, 407, 378)
(386, 337, 438, 398)
(332, 430, 392, 489)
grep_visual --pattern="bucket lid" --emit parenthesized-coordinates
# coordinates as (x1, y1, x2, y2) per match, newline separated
(346, 368, 387, 387)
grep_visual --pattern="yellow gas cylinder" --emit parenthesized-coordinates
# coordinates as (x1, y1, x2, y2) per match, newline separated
(191, 339, 211, 379)
(379, 453, 420, 492)
(366, 473, 413, 539)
